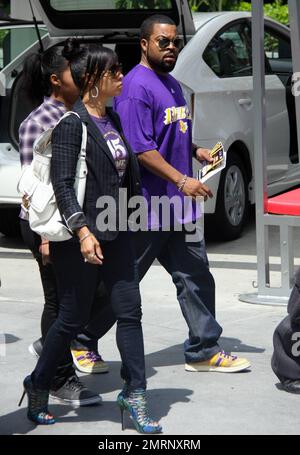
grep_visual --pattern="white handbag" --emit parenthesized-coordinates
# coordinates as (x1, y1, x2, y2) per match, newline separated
(17, 111, 87, 241)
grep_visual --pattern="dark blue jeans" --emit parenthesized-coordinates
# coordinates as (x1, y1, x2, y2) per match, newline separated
(134, 229, 222, 363)
(70, 280, 115, 352)
(32, 232, 146, 392)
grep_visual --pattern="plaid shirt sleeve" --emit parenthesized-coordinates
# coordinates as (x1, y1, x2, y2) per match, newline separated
(19, 119, 44, 167)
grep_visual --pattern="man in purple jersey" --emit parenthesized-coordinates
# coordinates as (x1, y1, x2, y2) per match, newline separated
(115, 15, 251, 373)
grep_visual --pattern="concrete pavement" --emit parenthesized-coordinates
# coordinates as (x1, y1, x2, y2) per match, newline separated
(0, 215, 300, 435)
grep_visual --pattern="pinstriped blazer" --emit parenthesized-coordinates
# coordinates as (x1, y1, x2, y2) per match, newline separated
(50, 98, 142, 241)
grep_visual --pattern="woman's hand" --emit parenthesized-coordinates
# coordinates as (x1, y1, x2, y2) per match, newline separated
(39, 239, 51, 266)
(77, 228, 104, 265)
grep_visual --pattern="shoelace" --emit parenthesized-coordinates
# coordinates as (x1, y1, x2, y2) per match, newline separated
(219, 350, 237, 361)
(85, 351, 103, 363)
(127, 389, 157, 426)
(65, 376, 85, 392)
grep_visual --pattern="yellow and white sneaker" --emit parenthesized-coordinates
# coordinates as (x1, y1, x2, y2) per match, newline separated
(71, 350, 109, 374)
(185, 351, 251, 373)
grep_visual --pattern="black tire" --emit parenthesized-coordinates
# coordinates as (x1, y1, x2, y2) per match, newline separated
(205, 151, 249, 241)
(0, 207, 21, 238)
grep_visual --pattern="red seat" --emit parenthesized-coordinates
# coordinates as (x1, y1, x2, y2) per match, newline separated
(267, 188, 300, 216)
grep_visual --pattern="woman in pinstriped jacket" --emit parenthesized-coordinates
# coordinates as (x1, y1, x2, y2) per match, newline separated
(19, 38, 162, 435)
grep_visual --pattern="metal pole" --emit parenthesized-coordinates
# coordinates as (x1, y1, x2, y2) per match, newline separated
(239, 0, 293, 305)
(252, 0, 268, 295)
(239, 0, 274, 305)
(289, 0, 300, 154)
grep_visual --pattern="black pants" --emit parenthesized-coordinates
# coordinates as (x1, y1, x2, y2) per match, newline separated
(272, 267, 300, 382)
(20, 220, 115, 388)
(32, 232, 146, 392)
(88, 228, 222, 363)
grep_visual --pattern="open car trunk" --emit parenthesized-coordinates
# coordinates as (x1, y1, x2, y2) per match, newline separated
(32, 0, 195, 38)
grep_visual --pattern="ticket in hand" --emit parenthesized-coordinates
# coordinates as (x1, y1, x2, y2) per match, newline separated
(197, 142, 226, 183)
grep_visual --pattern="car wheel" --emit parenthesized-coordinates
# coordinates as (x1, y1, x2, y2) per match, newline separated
(0, 208, 21, 238)
(205, 151, 249, 241)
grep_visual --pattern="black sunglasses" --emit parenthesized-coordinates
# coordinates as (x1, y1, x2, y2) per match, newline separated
(155, 37, 183, 50)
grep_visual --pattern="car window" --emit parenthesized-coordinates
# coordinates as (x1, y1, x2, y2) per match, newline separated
(50, 0, 173, 10)
(264, 28, 292, 77)
(264, 29, 291, 61)
(203, 22, 252, 78)
(0, 27, 47, 70)
(37, 0, 184, 34)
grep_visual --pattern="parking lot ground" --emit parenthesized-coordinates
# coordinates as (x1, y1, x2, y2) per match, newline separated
(0, 215, 300, 435)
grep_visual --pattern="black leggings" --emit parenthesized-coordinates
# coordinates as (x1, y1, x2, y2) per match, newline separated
(20, 219, 115, 387)
(32, 231, 146, 392)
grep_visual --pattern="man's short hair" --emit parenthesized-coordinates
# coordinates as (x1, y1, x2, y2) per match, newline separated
(140, 14, 176, 40)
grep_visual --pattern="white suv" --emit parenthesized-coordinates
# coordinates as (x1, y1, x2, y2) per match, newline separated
(0, 0, 194, 237)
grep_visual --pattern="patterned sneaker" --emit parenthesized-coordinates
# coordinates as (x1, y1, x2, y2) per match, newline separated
(50, 375, 101, 406)
(185, 351, 251, 373)
(71, 349, 109, 374)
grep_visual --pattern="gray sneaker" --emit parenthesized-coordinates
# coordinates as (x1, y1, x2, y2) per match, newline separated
(50, 375, 101, 406)
(28, 338, 43, 358)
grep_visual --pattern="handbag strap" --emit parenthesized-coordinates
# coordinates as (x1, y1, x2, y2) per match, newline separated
(60, 111, 87, 159)
(79, 120, 87, 159)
